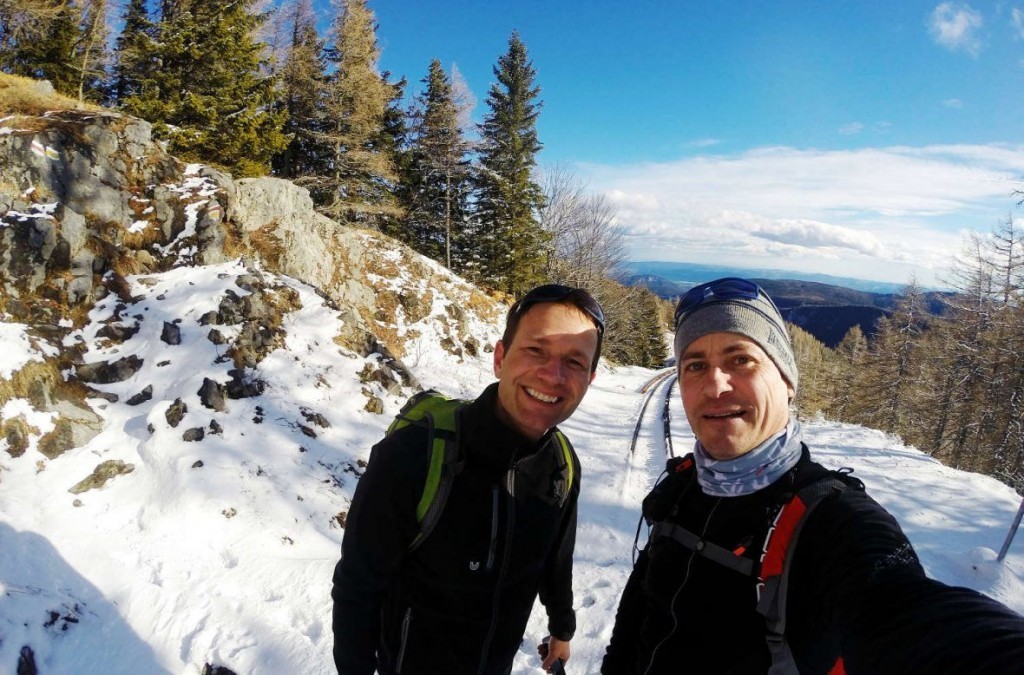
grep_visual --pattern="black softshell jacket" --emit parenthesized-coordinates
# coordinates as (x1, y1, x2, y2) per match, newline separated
(602, 448, 1024, 675)
(332, 383, 580, 675)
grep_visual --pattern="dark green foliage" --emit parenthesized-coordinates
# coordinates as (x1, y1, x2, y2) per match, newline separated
(121, 0, 287, 176)
(473, 31, 548, 295)
(111, 0, 155, 104)
(401, 59, 473, 268)
(597, 281, 670, 368)
(271, 0, 329, 180)
(1, 0, 82, 97)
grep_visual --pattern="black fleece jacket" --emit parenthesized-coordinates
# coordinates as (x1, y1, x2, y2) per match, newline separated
(603, 448, 1024, 675)
(332, 383, 580, 675)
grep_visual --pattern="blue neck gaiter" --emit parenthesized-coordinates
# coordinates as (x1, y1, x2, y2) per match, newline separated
(693, 419, 803, 497)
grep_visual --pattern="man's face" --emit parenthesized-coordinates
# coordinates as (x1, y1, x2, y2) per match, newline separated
(678, 332, 793, 461)
(493, 303, 599, 442)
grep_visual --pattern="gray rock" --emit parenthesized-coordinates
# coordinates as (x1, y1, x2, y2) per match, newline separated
(161, 321, 181, 345)
(183, 427, 205, 442)
(75, 355, 144, 384)
(198, 377, 226, 411)
(166, 398, 187, 427)
(68, 459, 135, 494)
(126, 385, 153, 406)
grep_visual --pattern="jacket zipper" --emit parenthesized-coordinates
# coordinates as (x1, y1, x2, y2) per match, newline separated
(486, 485, 499, 571)
(476, 461, 518, 675)
(396, 607, 412, 673)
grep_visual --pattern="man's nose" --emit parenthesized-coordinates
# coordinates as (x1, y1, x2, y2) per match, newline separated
(538, 357, 566, 382)
(704, 367, 732, 397)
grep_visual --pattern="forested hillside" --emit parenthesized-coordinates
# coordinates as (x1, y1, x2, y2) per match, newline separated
(0, 0, 669, 368)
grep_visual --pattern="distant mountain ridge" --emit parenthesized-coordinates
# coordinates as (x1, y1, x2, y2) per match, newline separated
(621, 262, 950, 348)
(623, 261, 911, 294)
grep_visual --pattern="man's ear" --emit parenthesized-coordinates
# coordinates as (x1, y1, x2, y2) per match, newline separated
(493, 339, 506, 378)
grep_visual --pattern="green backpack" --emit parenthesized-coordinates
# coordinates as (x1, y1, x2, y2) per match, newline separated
(388, 389, 576, 553)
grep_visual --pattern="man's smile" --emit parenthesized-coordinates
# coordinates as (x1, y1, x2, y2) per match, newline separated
(525, 387, 561, 404)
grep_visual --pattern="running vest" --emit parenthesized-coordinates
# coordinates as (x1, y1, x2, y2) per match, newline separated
(648, 455, 852, 674)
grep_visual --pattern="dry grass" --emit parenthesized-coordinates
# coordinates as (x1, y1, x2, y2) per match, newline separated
(248, 222, 286, 269)
(0, 358, 62, 409)
(0, 73, 102, 116)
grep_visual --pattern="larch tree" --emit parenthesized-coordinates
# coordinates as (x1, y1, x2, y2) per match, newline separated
(314, 0, 401, 226)
(473, 31, 547, 296)
(75, 0, 108, 103)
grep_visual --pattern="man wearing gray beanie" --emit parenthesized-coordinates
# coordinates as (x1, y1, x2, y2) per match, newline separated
(603, 277, 1024, 674)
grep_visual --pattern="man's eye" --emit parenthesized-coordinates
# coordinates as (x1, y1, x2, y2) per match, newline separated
(682, 362, 704, 373)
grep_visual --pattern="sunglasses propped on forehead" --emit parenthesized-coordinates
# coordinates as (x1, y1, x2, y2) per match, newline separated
(673, 277, 781, 328)
(511, 284, 606, 336)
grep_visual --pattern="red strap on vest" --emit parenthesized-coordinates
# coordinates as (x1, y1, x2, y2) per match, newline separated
(760, 495, 809, 580)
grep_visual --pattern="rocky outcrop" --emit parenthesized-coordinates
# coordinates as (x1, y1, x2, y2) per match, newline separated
(0, 104, 500, 467)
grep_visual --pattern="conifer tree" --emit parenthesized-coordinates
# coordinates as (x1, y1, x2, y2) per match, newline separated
(403, 59, 473, 267)
(2, 0, 82, 96)
(122, 0, 287, 176)
(314, 0, 401, 226)
(75, 0, 108, 102)
(110, 0, 154, 104)
(272, 0, 328, 179)
(827, 325, 867, 421)
(474, 31, 547, 295)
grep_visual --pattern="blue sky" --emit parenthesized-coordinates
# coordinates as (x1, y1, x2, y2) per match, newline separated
(320, 1, 1024, 286)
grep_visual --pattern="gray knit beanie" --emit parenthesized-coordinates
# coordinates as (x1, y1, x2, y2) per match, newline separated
(673, 282, 799, 392)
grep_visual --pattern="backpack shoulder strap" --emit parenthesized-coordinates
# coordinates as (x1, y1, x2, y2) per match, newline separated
(756, 474, 852, 675)
(552, 429, 575, 505)
(644, 455, 756, 575)
(388, 390, 469, 553)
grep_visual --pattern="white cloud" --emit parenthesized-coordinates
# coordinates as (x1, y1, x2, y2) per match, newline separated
(929, 2, 984, 55)
(943, 98, 964, 108)
(688, 138, 721, 148)
(839, 122, 865, 136)
(581, 143, 1024, 285)
(1012, 8, 1024, 39)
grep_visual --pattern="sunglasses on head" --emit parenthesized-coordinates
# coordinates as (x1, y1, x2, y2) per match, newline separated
(512, 284, 606, 336)
(673, 277, 780, 329)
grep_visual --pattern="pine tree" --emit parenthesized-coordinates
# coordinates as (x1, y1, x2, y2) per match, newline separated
(314, 0, 401, 226)
(272, 0, 328, 179)
(122, 0, 287, 177)
(403, 59, 473, 267)
(110, 0, 155, 104)
(474, 31, 547, 295)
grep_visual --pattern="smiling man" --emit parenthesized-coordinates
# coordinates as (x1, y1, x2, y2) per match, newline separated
(333, 285, 603, 675)
(602, 277, 1024, 674)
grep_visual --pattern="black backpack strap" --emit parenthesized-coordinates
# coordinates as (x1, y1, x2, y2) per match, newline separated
(649, 521, 755, 576)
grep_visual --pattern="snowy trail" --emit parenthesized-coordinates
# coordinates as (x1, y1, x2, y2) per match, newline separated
(3, 264, 1024, 674)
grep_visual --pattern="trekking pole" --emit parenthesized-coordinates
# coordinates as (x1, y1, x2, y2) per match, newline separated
(997, 495, 1024, 563)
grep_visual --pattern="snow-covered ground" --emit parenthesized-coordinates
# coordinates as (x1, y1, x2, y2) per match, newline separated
(1, 261, 1022, 674)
